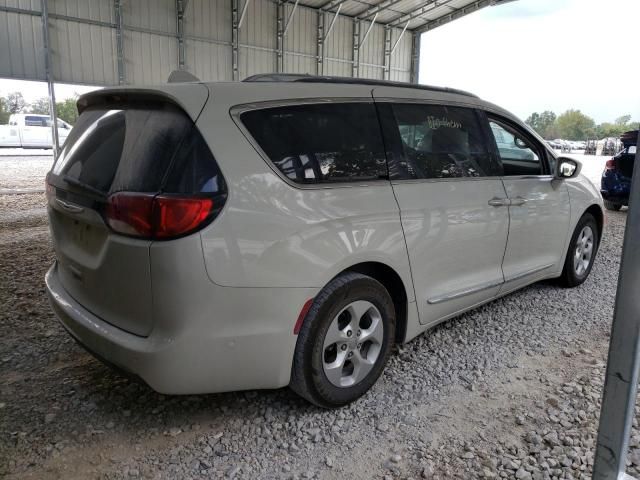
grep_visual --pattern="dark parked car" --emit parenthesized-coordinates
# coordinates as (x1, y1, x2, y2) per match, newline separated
(601, 130, 638, 211)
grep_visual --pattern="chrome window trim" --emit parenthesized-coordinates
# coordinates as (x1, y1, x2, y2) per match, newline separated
(229, 98, 392, 191)
(373, 97, 481, 110)
(391, 176, 500, 185)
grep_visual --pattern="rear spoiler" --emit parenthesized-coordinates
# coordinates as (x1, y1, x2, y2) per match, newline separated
(76, 84, 210, 123)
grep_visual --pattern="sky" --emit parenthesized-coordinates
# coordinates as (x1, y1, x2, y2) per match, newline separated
(419, 0, 640, 124)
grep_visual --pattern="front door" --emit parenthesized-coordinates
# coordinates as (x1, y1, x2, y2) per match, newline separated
(374, 98, 510, 326)
(486, 116, 570, 291)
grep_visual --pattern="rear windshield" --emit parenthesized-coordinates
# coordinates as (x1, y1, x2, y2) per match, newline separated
(51, 102, 225, 196)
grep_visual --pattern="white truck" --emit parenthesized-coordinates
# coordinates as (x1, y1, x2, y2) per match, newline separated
(0, 114, 71, 148)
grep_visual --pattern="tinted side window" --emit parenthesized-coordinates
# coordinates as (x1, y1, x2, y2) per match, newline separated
(488, 120, 543, 176)
(241, 103, 386, 184)
(389, 104, 493, 180)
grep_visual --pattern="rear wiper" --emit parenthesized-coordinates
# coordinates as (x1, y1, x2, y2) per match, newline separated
(62, 175, 106, 198)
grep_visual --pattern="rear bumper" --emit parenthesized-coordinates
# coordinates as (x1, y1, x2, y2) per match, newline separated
(601, 171, 630, 204)
(45, 262, 316, 394)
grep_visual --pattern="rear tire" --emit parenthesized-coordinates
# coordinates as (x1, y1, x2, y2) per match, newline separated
(604, 200, 622, 211)
(558, 213, 599, 288)
(290, 272, 395, 408)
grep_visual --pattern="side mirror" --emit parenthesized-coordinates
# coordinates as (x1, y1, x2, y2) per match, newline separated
(556, 156, 581, 179)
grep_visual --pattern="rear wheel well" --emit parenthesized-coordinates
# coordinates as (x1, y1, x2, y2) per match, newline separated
(339, 262, 408, 344)
(585, 204, 604, 241)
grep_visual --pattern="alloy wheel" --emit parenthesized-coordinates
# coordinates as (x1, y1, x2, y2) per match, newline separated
(573, 225, 594, 277)
(322, 300, 384, 388)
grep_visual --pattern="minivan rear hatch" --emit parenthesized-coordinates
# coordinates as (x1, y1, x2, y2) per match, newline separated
(46, 85, 220, 336)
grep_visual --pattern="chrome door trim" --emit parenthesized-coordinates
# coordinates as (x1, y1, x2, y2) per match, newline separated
(427, 278, 504, 305)
(503, 263, 555, 283)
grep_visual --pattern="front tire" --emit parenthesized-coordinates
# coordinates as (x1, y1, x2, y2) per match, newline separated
(290, 272, 395, 408)
(558, 213, 599, 287)
(604, 200, 622, 211)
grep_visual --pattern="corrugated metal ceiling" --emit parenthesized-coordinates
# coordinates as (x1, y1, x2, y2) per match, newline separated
(303, 0, 490, 31)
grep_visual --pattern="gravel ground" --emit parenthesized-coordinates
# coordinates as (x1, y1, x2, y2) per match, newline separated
(0, 154, 635, 479)
(0, 156, 53, 191)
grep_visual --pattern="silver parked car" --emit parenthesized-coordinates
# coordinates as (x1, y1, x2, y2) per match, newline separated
(45, 75, 603, 408)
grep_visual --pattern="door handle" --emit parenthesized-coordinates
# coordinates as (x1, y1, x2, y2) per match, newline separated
(510, 197, 527, 206)
(488, 197, 509, 207)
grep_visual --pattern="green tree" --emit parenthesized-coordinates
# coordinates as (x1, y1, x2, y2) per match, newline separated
(28, 97, 51, 115)
(555, 109, 595, 140)
(0, 97, 10, 124)
(5, 92, 26, 113)
(526, 110, 557, 139)
(55, 98, 79, 125)
(615, 114, 632, 127)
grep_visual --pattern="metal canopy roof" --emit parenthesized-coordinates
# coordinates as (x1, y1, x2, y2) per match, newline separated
(302, 0, 494, 32)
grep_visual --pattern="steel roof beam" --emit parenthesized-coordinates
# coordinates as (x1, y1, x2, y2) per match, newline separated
(354, 0, 430, 21)
(323, 4, 342, 41)
(412, 0, 491, 32)
(282, 0, 300, 36)
(390, 19, 409, 54)
(358, 13, 378, 48)
(318, 0, 351, 13)
(387, 0, 457, 28)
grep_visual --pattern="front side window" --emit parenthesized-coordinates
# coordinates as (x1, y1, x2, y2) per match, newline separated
(389, 104, 493, 180)
(240, 103, 387, 184)
(489, 120, 544, 176)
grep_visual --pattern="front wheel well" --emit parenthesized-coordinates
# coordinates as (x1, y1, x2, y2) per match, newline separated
(337, 262, 408, 344)
(585, 204, 604, 241)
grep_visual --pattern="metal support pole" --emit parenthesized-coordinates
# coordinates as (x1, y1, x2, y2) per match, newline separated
(114, 0, 125, 84)
(232, 0, 239, 80)
(410, 30, 420, 84)
(40, 0, 59, 158)
(323, 4, 341, 41)
(383, 25, 391, 80)
(177, 0, 186, 70)
(359, 13, 377, 49)
(390, 20, 409, 55)
(593, 131, 640, 480)
(238, 0, 251, 28)
(282, 0, 299, 37)
(316, 10, 324, 75)
(276, 2, 284, 73)
(351, 19, 360, 78)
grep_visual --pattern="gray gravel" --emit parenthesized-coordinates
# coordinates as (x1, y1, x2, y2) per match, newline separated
(0, 168, 633, 479)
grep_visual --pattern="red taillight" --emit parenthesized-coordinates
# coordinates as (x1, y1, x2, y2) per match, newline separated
(105, 193, 216, 240)
(154, 196, 214, 239)
(605, 158, 616, 170)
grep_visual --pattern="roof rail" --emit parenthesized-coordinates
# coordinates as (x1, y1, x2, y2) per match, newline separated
(242, 73, 478, 98)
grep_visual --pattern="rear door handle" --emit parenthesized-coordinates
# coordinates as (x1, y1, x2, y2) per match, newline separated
(488, 197, 510, 207)
(510, 197, 527, 206)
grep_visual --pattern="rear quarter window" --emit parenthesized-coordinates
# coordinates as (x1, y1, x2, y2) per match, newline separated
(240, 102, 387, 184)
